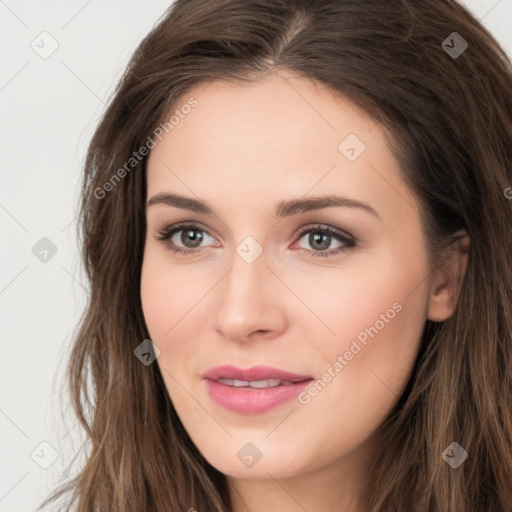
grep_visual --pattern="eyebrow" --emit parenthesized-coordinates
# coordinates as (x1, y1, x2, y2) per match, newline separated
(146, 192, 381, 219)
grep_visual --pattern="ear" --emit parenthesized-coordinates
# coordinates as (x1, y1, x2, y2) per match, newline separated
(427, 231, 470, 322)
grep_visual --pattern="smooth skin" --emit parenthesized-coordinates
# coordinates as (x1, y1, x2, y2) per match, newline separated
(140, 71, 469, 512)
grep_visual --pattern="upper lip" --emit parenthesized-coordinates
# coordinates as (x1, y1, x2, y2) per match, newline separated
(202, 365, 313, 383)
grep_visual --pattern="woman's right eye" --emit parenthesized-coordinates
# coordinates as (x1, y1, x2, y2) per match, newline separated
(154, 223, 216, 254)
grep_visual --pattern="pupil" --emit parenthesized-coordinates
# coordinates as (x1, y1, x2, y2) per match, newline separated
(182, 229, 203, 248)
(310, 231, 330, 251)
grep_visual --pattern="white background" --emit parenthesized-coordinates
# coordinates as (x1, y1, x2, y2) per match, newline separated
(1, 1, 511, 510)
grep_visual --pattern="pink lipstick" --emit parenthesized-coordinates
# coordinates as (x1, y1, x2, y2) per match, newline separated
(202, 365, 313, 414)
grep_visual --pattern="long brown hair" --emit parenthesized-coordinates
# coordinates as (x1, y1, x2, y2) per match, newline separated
(41, 0, 512, 510)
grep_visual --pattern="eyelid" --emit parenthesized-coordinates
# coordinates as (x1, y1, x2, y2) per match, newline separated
(154, 221, 218, 248)
(294, 223, 354, 243)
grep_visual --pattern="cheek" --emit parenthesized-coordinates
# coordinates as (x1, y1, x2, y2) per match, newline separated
(140, 248, 213, 399)
(140, 248, 202, 339)
(140, 255, 200, 409)
(298, 252, 428, 431)
(289, 252, 427, 356)
(140, 264, 172, 340)
(294, 240, 427, 384)
(290, 276, 427, 466)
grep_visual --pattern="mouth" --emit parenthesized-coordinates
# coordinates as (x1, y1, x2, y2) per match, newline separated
(215, 378, 300, 388)
(202, 365, 314, 414)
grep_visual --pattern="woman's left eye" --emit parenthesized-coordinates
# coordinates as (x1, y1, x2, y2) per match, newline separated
(294, 225, 357, 257)
(153, 223, 357, 258)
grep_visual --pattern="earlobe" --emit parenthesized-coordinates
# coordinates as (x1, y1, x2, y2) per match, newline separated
(427, 233, 470, 322)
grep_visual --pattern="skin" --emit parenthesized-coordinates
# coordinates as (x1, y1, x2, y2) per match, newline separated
(140, 71, 469, 512)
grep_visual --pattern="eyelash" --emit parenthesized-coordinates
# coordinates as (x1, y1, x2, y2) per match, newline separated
(153, 222, 357, 258)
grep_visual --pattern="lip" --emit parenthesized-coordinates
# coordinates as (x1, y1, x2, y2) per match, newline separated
(202, 365, 314, 414)
(202, 365, 313, 383)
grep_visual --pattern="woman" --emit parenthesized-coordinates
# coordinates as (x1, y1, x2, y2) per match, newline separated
(42, 0, 512, 510)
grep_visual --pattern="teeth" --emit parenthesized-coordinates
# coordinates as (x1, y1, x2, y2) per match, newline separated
(217, 378, 294, 388)
(217, 379, 251, 387)
(248, 379, 282, 389)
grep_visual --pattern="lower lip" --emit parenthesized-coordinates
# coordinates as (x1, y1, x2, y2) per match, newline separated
(204, 379, 313, 414)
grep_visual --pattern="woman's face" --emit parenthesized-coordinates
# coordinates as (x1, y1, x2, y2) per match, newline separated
(141, 72, 441, 488)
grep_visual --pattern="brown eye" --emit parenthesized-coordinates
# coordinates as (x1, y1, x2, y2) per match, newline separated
(178, 228, 204, 248)
(294, 225, 356, 258)
(154, 223, 215, 254)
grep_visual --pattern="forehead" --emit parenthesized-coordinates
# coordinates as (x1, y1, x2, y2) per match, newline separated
(146, 73, 419, 225)
(150, 72, 377, 164)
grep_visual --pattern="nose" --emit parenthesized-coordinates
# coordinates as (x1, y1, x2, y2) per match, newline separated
(211, 247, 288, 343)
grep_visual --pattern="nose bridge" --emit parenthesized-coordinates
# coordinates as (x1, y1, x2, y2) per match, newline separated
(211, 239, 286, 340)
(220, 244, 270, 314)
